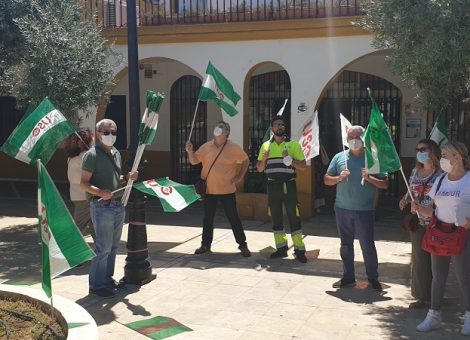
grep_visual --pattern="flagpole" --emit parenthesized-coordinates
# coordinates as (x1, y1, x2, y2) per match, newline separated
(399, 167, 421, 218)
(37, 159, 42, 244)
(187, 99, 200, 142)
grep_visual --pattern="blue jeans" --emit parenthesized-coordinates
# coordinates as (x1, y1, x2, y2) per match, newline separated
(89, 200, 125, 290)
(334, 206, 379, 281)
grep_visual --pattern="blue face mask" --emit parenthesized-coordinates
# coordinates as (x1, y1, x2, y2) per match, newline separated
(416, 151, 430, 164)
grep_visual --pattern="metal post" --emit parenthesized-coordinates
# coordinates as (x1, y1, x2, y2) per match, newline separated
(122, 0, 156, 285)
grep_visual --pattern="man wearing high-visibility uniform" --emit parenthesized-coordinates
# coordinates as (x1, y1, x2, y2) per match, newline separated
(257, 116, 308, 263)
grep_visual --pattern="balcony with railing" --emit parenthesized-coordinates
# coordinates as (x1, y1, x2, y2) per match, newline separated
(82, 0, 361, 27)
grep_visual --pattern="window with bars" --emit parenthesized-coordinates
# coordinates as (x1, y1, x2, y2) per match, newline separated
(245, 70, 291, 193)
(170, 75, 207, 184)
(318, 70, 402, 197)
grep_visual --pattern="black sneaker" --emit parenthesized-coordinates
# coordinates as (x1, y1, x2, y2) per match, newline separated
(89, 287, 116, 298)
(239, 244, 252, 257)
(194, 244, 211, 254)
(294, 250, 308, 263)
(368, 279, 383, 291)
(106, 279, 125, 289)
(270, 246, 288, 259)
(332, 278, 356, 288)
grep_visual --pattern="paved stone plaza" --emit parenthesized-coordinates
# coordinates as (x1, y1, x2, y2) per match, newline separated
(0, 197, 467, 339)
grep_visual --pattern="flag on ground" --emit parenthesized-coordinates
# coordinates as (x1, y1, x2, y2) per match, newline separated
(139, 91, 165, 145)
(38, 160, 95, 298)
(340, 113, 353, 148)
(429, 113, 449, 146)
(134, 178, 200, 212)
(362, 91, 401, 174)
(198, 61, 241, 117)
(1, 98, 74, 165)
(298, 110, 320, 161)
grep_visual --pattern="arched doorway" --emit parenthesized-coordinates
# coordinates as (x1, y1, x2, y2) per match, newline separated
(318, 70, 402, 198)
(245, 68, 292, 193)
(170, 75, 207, 184)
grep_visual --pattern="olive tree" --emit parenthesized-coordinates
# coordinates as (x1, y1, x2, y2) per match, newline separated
(1, 0, 121, 125)
(359, 0, 470, 112)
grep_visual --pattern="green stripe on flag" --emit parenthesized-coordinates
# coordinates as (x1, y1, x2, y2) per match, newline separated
(429, 113, 449, 146)
(198, 61, 240, 117)
(39, 161, 95, 297)
(125, 316, 192, 340)
(1, 98, 74, 165)
(138, 91, 165, 145)
(134, 178, 200, 212)
(362, 90, 401, 174)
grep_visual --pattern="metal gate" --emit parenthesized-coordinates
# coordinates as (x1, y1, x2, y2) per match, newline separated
(170, 75, 207, 184)
(427, 100, 470, 149)
(245, 70, 291, 193)
(318, 70, 402, 197)
(0, 97, 25, 145)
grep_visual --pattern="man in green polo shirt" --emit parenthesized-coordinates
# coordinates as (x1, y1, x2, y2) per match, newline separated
(257, 116, 308, 263)
(80, 119, 138, 298)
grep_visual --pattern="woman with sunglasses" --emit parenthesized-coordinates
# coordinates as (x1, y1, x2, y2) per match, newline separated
(413, 141, 470, 334)
(399, 139, 442, 309)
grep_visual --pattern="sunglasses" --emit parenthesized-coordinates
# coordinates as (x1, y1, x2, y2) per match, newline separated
(416, 147, 430, 152)
(100, 130, 117, 136)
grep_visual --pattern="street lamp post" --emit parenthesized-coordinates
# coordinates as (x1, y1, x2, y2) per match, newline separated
(122, 0, 156, 285)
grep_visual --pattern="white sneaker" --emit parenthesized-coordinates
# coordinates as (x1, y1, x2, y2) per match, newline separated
(416, 309, 442, 332)
(462, 311, 470, 336)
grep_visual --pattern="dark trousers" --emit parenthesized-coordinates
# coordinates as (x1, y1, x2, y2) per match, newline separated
(267, 180, 302, 233)
(410, 226, 432, 300)
(202, 193, 247, 247)
(334, 206, 379, 281)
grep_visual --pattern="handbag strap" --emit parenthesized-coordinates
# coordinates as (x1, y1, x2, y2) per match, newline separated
(204, 141, 227, 180)
(417, 170, 437, 202)
(96, 146, 122, 176)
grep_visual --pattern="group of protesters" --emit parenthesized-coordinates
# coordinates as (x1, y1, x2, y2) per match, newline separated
(63, 114, 470, 335)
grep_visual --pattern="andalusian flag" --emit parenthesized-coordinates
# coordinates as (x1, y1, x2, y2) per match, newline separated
(1, 98, 74, 165)
(133, 178, 200, 212)
(139, 91, 165, 145)
(198, 61, 241, 117)
(429, 113, 449, 146)
(38, 161, 95, 298)
(362, 90, 401, 174)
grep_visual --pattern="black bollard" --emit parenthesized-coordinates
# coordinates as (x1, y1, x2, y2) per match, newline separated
(122, 159, 156, 285)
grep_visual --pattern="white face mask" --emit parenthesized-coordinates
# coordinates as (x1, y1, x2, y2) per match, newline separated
(440, 158, 453, 173)
(348, 138, 363, 151)
(213, 126, 223, 137)
(101, 134, 116, 147)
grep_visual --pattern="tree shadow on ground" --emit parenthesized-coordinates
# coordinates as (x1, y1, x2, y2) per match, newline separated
(365, 302, 467, 339)
(0, 223, 41, 282)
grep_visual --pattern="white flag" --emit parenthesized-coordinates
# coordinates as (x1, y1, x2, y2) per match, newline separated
(340, 113, 353, 148)
(298, 111, 320, 162)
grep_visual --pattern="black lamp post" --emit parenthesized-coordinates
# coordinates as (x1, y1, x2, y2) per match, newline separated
(122, 0, 156, 285)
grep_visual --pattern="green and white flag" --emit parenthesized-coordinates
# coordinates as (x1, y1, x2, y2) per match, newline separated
(1, 98, 74, 165)
(198, 61, 241, 117)
(363, 91, 401, 174)
(38, 160, 95, 298)
(139, 91, 165, 145)
(134, 178, 200, 212)
(429, 113, 449, 146)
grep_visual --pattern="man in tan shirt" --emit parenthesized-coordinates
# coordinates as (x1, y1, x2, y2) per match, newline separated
(185, 121, 251, 257)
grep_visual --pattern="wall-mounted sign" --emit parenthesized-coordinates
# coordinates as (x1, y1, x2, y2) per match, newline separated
(406, 118, 421, 138)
